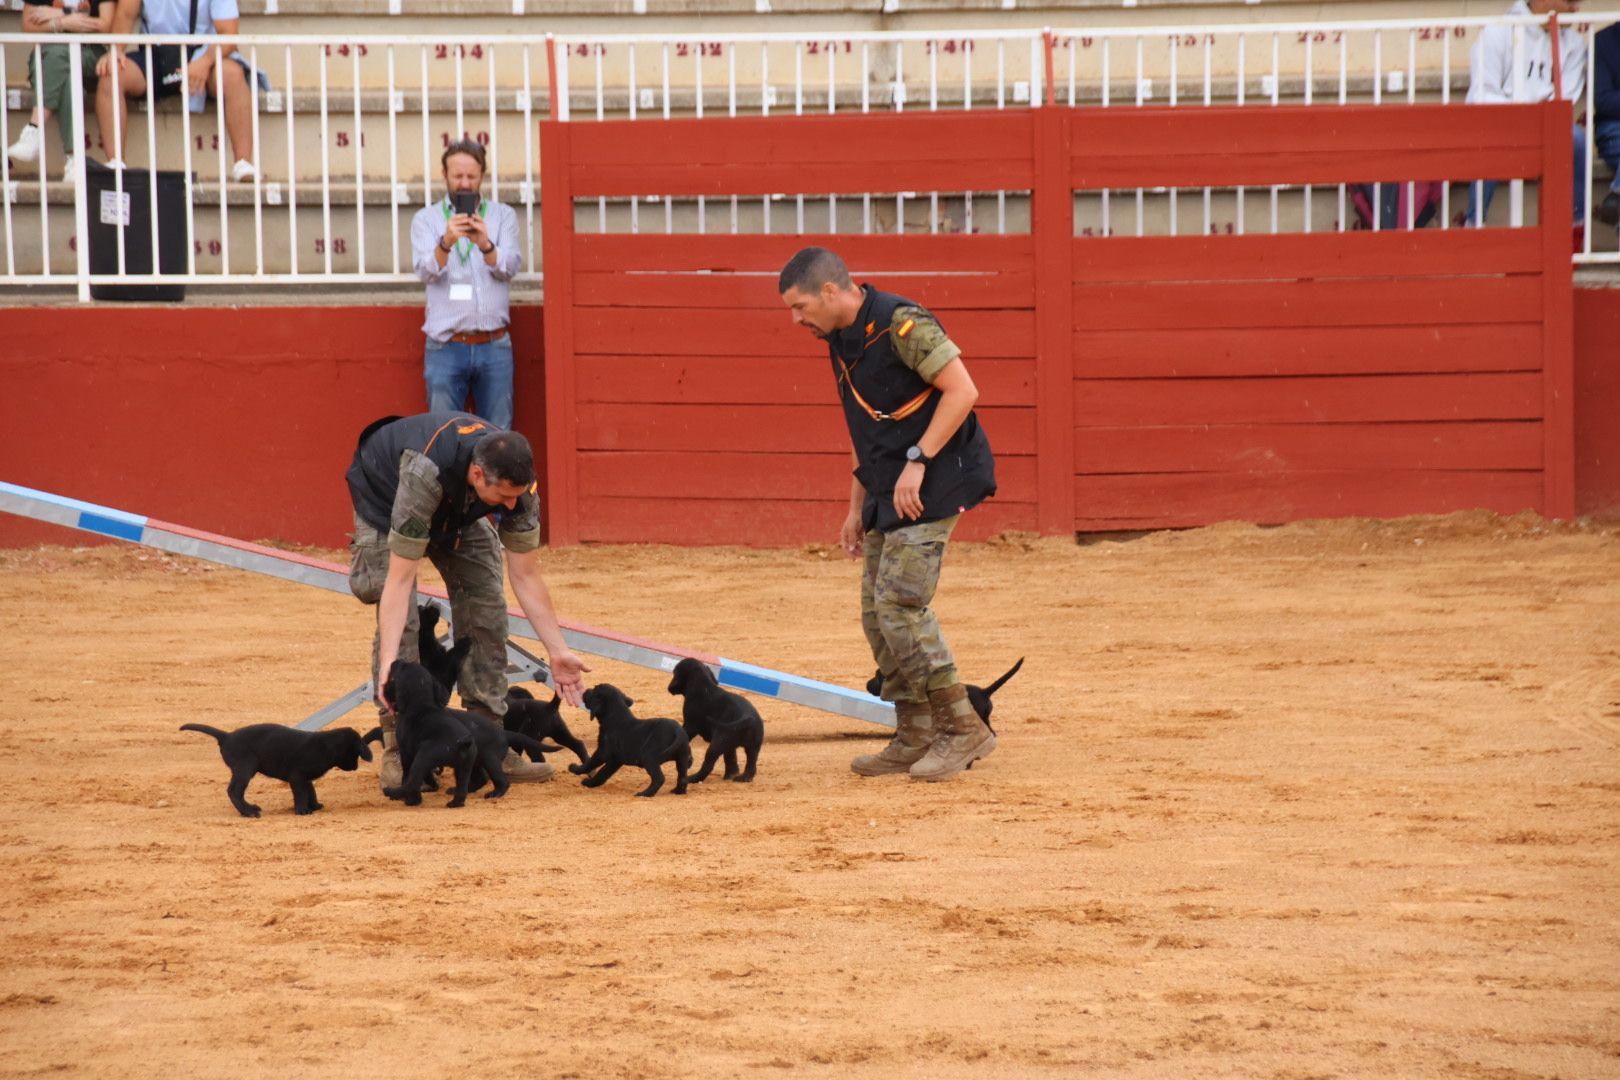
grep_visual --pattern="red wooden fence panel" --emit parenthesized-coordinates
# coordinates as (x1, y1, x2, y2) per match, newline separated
(541, 101, 1574, 545)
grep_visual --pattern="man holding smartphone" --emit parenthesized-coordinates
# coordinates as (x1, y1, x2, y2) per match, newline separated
(410, 138, 522, 430)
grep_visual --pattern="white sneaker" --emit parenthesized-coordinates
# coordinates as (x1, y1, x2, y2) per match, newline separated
(6, 124, 42, 165)
(61, 154, 78, 183)
(230, 159, 258, 182)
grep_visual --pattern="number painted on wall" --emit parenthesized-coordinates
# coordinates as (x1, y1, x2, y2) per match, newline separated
(314, 237, 349, 255)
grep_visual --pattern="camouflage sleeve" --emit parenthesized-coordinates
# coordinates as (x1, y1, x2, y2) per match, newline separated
(890, 305, 962, 383)
(498, 489, 542, 555)
(386, 449, 441, 561)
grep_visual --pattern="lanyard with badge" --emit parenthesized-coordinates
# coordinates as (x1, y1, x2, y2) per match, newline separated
(442, 196, 488, 303)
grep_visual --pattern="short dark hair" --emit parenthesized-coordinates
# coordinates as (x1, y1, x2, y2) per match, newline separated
(472, 430, 535, 488)
(441, 138, 487, 174)
(778, 247, 851, 295)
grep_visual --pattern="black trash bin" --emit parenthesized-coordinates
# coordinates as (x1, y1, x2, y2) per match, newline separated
(85, 161, 188, 302)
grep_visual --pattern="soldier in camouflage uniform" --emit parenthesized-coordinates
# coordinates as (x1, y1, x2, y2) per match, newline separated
(779, 247, 999, 781)
(345, 412, 589, 790)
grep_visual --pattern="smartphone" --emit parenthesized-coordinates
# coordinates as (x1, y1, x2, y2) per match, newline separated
(450, 191, 480, 216)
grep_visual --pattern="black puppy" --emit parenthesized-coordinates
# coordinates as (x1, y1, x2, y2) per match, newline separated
(666, 657, 763, 784)
(180, 722, 373, 818)
(866, 657, 1023, 734)
(505, 684, 591, 768)
(382, 660, 477, 807)
(572, 683, 691, 797)
(417, 603, 473, 696)
(460, 710, 563, 796)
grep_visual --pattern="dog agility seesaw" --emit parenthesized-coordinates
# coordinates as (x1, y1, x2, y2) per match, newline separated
(0, 480, 896, 729)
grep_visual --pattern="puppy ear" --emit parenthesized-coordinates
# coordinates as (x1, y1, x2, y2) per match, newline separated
(356, 735, 374, 762)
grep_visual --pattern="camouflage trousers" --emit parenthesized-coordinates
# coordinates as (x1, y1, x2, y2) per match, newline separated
(348, 511, 511, 725)
(860, 515, 960, 705)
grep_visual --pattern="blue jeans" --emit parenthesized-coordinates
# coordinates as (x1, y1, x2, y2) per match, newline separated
(1464, 123, 1588, 225)
(424, 332, 514, 431)
(1597, 118, 1620, 194)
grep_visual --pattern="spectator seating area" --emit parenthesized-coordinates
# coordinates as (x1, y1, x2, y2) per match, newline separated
(2, 0, 1617, 283)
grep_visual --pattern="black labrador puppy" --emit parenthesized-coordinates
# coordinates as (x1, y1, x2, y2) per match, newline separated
(666, 657, 763, 783)
(460, 710, 563, 796)
(180, 722, 373, 818)
(866, 657, 1024, 734)
(381, 660, 478, 807)
(417, 603, 472, 696)
(506, 684, 591, 768)
(572, 683, 691, 797)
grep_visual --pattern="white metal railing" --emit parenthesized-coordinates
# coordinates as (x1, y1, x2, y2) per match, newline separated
(0, 13, 1616, 298)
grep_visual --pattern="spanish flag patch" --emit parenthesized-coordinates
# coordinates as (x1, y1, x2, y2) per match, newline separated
(457, 422, 487, 435)
(896, 318, 916, 338)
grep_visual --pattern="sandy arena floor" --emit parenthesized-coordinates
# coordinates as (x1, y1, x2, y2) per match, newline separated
(0, 512, 1617, 1079)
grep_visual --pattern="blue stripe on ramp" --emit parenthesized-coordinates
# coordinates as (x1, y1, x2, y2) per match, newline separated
(717, 667, 782, 697)
(77, 511, 146, 542)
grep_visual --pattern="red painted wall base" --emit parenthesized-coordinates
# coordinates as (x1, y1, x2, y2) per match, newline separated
(0, 290, 1614, 550)
(0, 304, 544, 548)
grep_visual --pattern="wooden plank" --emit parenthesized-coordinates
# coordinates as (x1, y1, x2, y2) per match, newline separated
(1068, 104, 1545, 159)
(1073, 325, 1545, 378)
(573, 269, 1036, 310)
(575, 307, 1038, 358)
(572, 232, 1035, 274)
(579, 496, 1037, 546)
(1073, 421, 1542, 474)
(539, 120, 580, 545)
(1072, 277, 1541, 331)
(576, 403, 1037, 454)
(577, 451, 1038, 502)
(1034, 105, 1076, 534)
(1073, 469, 1544, 529)
(573, 159, 1037, 199)
(1072, 148, 1543, 190)
(1070, 229, 1544, 284)
(567, 110, 1037, 169)
(577, 355, 1036, 407)
(1540, 99, 1577, 519)
(1072, 373, 1545, 426)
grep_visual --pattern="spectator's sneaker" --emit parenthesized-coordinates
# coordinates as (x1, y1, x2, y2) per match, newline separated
(6, 124, 42, 165)
(61, 155, 78, 183)
(1598, 191, 1620, 227)
(230, 159, 258, 182)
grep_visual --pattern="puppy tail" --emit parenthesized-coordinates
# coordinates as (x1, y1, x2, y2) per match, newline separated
(504, 732, 563, 761)
(981, 657, 1025, 699)
(361, 727, 385, 746)
(179, 723, 230, 743)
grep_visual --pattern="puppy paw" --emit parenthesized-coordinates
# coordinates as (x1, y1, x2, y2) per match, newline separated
(238, 805, 262, 818)
(295, 806, 314, 816)
(731, 775, 755, 783)
(446, 797, 466, 808)
(635, 790, 657, 798)
(673, 786, 688, 795)
(567, 764, 590, 775)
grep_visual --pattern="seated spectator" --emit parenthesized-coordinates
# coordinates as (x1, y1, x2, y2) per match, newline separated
(1594, 23, 1619, 227)
(5, 0, 122, 182)
(410, 140, 523, 431)
(94, 0, 263, 180)
(1462, 0, 1587, 239)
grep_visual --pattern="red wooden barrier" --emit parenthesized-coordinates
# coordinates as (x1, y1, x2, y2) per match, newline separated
(539, 101, 1574, 545)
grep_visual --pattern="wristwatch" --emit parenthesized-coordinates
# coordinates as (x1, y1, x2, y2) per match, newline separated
(478, 243, 495, 255)
(905, 445, 932, 466)
(438, 236, 454, 252)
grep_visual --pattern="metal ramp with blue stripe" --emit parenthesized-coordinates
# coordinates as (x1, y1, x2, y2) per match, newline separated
(0, 480, 896, 729)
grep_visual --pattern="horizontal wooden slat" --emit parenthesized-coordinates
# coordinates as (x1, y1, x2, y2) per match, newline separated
(571, 233, 1036, 274)
(1068, 104, 1546, 188)
(573, 270, 1036, 310)
(573, 160, 1036, 198)
(1073, 325, 1545, 378)
(579, 496, 1036, 546)
(1074, 421, 1541, 474)
(577, 403, 1037, 454)
(1073, 469, 1544, 530)
(1071, 229, 1546, 284)
(562, 111, 1035, 170)
(1072, 373, 1544, 426)
(1072, 277, 1541, 331)
(575, 308, 1037, 357)
(577, 451, 1037, 502)
(578, 356, 1036, 407)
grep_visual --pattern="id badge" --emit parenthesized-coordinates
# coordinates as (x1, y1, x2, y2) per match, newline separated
(448, 283, 474, 302)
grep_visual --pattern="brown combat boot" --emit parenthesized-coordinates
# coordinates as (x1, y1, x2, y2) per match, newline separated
(378, 727, 404, 791)
(467, 705, 555, 783)
(851, 700, 935, 776)
(909, 683, 995, 781)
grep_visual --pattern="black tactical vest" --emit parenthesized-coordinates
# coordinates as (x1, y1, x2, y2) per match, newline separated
(346, 412, 510, 548)
(828, 285, 997, 533)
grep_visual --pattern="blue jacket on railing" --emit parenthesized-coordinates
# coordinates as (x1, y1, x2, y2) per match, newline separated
(1596, 24, 1620, 123)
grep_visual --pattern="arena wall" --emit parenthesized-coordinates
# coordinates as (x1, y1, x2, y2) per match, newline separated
(0, 285, 1615, 549)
